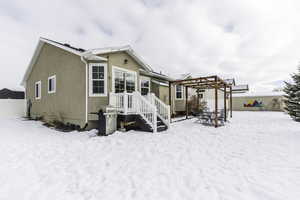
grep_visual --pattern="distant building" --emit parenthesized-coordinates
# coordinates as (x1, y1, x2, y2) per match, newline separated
(232, 92, 284, 111)
(0, 88, 25, 99)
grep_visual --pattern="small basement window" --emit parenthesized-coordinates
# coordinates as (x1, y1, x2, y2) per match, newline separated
(35, 81, 41, 100)
(175, 85, 183, 99)
(48, 75, 56, 94)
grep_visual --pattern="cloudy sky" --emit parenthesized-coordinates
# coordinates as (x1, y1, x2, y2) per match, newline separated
(1, 0, 300, 91)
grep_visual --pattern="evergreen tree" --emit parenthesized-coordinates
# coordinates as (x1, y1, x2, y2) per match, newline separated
(283, 66, 300, 121)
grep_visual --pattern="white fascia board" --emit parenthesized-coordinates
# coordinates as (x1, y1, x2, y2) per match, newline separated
(89, 45, 153, 72)
(83, 54, 107, 61)
(151, 79, 169, 87)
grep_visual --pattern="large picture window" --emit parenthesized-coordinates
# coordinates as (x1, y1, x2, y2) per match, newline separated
(176, 85, 183, 99)
(113, 66, 136, 93)
(48, 75, 56, 94)
(89, 63, 107, 97)
(35, 81, 41, 100)
(140, 77, 150, 95)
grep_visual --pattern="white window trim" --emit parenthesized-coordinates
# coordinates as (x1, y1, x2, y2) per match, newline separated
(175, 85, 184, 100)
(112, 65, 137, 93)
(35, 80, 42, 100)
(48, 75, 56, 94)
(89, 63, 108, 97)
(140, 76, 151, 95)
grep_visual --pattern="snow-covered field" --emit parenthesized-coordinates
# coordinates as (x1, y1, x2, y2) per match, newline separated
(0, 112, 300, 200)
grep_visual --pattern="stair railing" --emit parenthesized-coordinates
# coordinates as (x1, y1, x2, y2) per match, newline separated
(109, 92, 134, 114)
(133, 92, 157, 132)
(146, 93, 171, 128)
(109, 92, 159, 132)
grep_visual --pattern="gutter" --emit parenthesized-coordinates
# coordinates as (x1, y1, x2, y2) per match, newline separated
(80, 56, 89, 127)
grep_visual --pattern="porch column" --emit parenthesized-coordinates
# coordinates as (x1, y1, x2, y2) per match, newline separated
(214, 78, 218, 128)
(230, 86, 233, 118)
(169, 82, 172, 122)
(185, 86, 188, 119)
(224, 84, 227, 122)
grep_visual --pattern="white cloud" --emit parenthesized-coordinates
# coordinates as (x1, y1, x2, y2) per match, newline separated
(1, 0, 300, 91)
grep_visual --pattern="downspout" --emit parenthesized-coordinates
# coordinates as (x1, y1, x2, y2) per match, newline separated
(80, 56, 89, 129)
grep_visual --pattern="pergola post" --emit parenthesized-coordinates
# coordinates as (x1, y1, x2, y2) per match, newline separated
(230, 86, 233, 118)
(214, 77, 218, 128)
(224, 84, 227, 122)
(185, 86, 188, 119)
(169, 82, 172, 122)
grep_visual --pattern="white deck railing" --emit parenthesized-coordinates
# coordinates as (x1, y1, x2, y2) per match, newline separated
(146, 93, 171, 128)
(109, 92, 157, 132)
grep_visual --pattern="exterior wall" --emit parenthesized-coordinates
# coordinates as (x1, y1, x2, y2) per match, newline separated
(88, 51, 142, 120)
(173, 85, 186, 112)
(150, 81, 160, 98)
(26, 43, 86, 127)
(159, 85, 169, 105)
(232, 96, 284, 111)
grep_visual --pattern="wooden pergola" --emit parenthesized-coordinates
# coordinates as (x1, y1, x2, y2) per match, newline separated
(169, 75, 233, 127)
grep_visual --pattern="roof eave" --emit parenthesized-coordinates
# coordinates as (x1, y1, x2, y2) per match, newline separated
(21, 40, 45, 86)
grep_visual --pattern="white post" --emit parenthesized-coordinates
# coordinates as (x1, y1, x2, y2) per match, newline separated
(167, 105, 171, 127)
(153, 108, 157, 133)
(124, 91, 128, 114)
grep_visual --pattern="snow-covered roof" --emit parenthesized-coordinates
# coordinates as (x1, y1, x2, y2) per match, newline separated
(151, 79, 169, 87)
(21, 38, 107, 86)
(233, 91, 284, 97)
(224, 78, 236, 86)
(86, 45, 153, 72)
(173, 73, 192, 80)
(140, 69, 173, 81)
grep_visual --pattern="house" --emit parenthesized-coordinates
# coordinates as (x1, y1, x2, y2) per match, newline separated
(0, 88, 24, 99)
(21, 38, 173, 132)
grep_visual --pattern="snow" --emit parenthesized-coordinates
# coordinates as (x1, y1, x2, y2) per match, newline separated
(0, 112, 300, 200)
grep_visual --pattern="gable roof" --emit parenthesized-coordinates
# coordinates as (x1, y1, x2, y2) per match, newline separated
(86, 45, 153, 72)
(0, 88, 24, 99)
(21, 38, 107, 86)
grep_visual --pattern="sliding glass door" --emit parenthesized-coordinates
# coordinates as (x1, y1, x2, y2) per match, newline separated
(113, 67, 137, 93)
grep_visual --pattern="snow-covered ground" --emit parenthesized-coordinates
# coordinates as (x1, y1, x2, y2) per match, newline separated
(0, 112, 300, 200)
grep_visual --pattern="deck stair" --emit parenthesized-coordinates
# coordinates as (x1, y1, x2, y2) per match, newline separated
(109, 91, 170, 132)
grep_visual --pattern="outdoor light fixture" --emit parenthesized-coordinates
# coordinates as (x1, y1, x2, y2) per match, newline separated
(124, 59, 128, 64)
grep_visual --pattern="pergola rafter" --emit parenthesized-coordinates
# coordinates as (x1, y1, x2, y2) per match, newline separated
(169, 75, 233, 127)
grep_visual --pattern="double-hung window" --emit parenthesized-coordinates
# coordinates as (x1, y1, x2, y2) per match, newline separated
(48, 75, 56, 94)
(140, 76, 150, 95)
(175, 85, 183, 99)
(89, 63, 107, 96)
(35, 81, 41, 100)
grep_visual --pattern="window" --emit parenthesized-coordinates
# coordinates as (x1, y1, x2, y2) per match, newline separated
(140, 77, 150, 95)
(113, 66, 136, 93)
(89, 63, 107, 96)
(48, 75, 56, 94)
(176, 85, 183, 99)
(35, 81, 41, 100)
